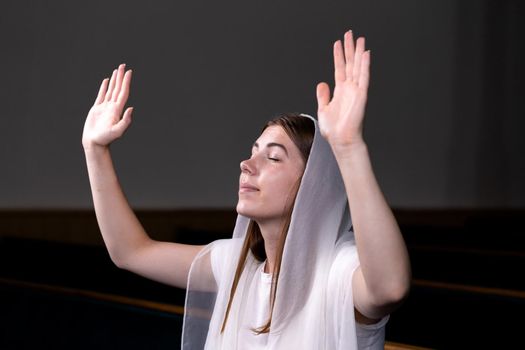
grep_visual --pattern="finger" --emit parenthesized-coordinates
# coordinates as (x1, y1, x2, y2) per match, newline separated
(112, 63, 126, 102)
(316, 82, 331, 110)
(104, 69, 117, 102)
(94, 78, 109, 105)
(333, 40, 346, 84)
(117, 70, 133, 105)
(352, 37, 366, 82)
(111, 107, 133, 137)
(344, 30, 355, 79)
(358, 50, 371, 90)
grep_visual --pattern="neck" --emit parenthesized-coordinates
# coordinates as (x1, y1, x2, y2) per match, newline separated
(256, 218, 284, 274)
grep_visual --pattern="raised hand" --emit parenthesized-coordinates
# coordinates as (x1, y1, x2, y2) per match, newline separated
(316, 30, 370, 151)
(82, 64, 133, 150)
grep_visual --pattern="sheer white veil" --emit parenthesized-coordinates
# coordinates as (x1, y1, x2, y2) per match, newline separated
(182, 114, 359, 349)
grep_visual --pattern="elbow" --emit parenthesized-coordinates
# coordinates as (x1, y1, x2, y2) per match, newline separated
(108, 249, 131, 270)
(110, 253, 125, 269)
(373, 277, 412, 309)
(383, 262, 412, 306)
(388, 281, 411, 305)
(112, 255, 136, 271)
(107, 237, 150, 270)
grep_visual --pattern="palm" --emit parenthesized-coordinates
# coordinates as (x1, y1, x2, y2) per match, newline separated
(82, 64, 133, 149)
(316, 31, 370, 148)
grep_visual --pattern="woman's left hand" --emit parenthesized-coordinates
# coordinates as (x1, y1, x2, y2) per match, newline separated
(316, 30, 370, 151)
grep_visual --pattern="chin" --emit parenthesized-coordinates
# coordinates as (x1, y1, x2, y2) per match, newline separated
(236, 202, 261, 220)
(236, 203, 252, 218)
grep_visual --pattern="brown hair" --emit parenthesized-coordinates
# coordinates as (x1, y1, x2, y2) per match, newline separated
(220, 112, 315, 334)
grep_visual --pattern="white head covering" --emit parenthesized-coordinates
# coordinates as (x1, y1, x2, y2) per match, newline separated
(182, 114, 359, 349)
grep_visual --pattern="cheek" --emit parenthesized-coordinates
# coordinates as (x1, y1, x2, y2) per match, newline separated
(265, 171, 301, 199)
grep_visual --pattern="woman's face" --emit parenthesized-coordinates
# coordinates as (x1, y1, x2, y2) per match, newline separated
(236, 125, 306, 222)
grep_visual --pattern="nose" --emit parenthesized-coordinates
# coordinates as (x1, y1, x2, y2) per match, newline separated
(240, 158, 255, 174)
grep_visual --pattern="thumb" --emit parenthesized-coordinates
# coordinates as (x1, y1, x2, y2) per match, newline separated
(111, 107, 133, 137)
(316, 82, 330, 110)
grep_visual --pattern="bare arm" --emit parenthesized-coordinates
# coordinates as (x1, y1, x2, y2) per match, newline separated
(316, 31, 411, 320)
(82, 64, 204, 289)
(334, 142, 411, 320)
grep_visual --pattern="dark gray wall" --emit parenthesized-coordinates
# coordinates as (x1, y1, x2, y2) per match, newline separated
(1, 0, 523, 209)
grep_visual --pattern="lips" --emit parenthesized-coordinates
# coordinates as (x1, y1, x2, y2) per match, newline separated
(239, 183, 259, 192)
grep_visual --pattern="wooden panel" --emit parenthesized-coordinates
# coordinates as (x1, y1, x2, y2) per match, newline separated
(0, 209, 237, 245)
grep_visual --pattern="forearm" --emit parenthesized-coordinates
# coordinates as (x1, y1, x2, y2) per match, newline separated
(84, 146, 152, 265)
(332, 142, 411, 302)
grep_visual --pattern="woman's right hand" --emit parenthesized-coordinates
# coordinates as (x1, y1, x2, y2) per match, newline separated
(82, 64, 133, 151)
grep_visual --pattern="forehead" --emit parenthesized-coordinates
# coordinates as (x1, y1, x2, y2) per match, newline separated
(256, 125, 292, 145)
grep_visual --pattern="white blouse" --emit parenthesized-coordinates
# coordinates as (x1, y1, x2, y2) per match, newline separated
(211, 240, 389, 350)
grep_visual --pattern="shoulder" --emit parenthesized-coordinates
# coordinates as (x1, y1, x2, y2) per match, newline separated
(210, 238, 243, 262)
(326, 239, 359, 305)
(210, 238, 243, 285)
(330, 239, 359, 279)
(329, 240, 390, 327)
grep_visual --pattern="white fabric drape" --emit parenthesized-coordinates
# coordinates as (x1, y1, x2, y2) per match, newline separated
(182, 114, 363, 349)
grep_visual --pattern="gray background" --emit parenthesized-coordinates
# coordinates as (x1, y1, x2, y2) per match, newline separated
(1, 0, 523, 209)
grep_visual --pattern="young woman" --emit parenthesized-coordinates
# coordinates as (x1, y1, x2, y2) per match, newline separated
(82, 30, 411, 349)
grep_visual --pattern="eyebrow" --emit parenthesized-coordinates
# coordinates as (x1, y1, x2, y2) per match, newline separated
(252, 142, 289, 157)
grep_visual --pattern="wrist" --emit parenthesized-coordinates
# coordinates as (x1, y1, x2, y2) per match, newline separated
(330, 139, 368, 159)
(83, 142, 110, 157)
